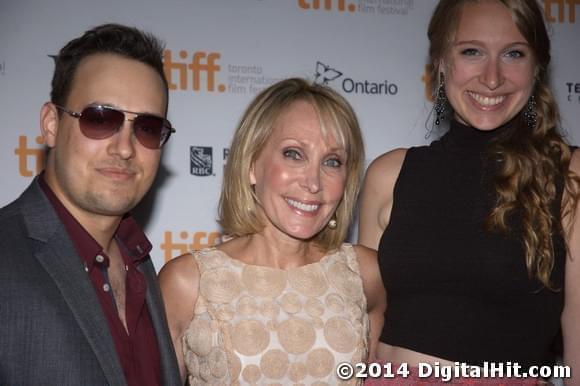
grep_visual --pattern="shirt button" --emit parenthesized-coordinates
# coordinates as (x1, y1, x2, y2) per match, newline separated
(95, 254, 105, 263)
(103, 283, 111, 292)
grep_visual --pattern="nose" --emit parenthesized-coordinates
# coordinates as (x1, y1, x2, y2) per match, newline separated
(480, 57, 503, 90)
(300, 162, 321, 194)
(107, 119, 136, 160)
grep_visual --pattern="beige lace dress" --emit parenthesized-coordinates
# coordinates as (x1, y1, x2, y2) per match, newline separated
(182, 243, 369, 385)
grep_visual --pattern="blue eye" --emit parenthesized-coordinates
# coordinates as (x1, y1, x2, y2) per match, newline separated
(505, 50, 525, 59)
(283, 149, 302, 160)
(461, 48, 480, 56)
(324, 158, 343, 168)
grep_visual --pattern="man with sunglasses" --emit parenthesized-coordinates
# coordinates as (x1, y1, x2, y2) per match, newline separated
(0, 24, 180, 386)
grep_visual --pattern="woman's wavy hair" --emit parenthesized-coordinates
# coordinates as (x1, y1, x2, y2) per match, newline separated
(427, 0, 579, 288)
(218, 78, 365, 252)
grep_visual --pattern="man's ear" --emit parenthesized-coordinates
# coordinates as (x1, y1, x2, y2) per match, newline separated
(40, 102, 59, 148)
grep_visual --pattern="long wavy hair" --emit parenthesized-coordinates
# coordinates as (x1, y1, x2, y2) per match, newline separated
(427, 0, 579, 288)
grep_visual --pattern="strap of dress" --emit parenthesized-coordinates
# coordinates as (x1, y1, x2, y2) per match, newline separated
(340, 243, 362, 275)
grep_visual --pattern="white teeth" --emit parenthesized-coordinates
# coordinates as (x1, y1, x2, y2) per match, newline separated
(469, 92, 505, 106)
(286, 198, 319, 212)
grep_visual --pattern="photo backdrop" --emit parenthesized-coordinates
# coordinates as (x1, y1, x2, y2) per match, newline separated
(1, 0, 579, 271)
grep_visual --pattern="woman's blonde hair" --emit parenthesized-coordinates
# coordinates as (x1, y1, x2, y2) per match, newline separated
(427, 0, 579, 288)
(219, 78, 365, 252)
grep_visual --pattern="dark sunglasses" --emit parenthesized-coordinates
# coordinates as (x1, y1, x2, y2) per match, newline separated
(55, 104, 175, 149)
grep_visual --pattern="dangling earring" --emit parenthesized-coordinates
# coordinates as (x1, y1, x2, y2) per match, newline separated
(328, 216, 337, 230)
(523, 95, 537, 129)
(434, 74, 447, 126)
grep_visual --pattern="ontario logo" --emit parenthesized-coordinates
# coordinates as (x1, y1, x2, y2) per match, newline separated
(314, 61, 399, 95)
(190, 146, 213, 176)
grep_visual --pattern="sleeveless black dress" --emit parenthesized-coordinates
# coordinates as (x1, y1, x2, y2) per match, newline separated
(378, 119, 565, 369)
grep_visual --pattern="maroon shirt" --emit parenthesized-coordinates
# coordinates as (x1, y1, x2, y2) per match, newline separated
(39, 176, 161, 386)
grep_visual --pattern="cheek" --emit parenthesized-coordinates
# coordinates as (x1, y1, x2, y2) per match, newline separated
(57, 128, 97, 165)
(507, 65, 535, 89)
(141, 151, 161, 179)
(323, 173, 347, 201)
(255, 162, 293, 194)
(445, 64, 472, 92)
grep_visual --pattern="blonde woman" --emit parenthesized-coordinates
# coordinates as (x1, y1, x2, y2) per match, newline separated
(161, 78, 386, 385)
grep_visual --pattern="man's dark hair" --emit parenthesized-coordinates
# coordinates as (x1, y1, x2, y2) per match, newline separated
(50, 23, 168, 108)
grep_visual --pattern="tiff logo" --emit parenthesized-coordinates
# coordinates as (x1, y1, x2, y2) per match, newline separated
(14, 135, 46, 177)
(298, 0, 357, 12)
(160, 231, 222, 262)
(164, 50, 226, 92)
(544, 0, 579, 22)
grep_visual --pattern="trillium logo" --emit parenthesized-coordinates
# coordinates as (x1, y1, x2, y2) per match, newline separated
(315, 61, 343, 85)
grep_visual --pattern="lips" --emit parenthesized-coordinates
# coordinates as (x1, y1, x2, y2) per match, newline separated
(468, 91, 506, 107)
(285, 198, 320, 213)
(97, 167, 136, 181)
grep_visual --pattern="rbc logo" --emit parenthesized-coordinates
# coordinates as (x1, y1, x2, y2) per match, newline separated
(190, 146, 213, 176)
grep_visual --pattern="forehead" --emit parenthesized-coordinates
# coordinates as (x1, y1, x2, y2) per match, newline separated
(455, 0, 527, 44)
(67, 53, 167, 114)
(269, 100, 344, 149)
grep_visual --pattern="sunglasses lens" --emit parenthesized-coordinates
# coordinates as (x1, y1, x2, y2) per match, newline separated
(79, 106, 124, 139)
(133, 115, 169, 149)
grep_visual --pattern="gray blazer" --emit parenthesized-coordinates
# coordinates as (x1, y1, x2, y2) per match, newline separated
(0, 178, 181, 386)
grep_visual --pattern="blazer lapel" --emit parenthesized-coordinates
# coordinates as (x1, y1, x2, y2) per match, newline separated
(21, 179, 126, 386)
(140, 260, 181, 386)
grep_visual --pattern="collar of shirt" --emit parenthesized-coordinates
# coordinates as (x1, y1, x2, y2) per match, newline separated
(38, 173, 152, 271)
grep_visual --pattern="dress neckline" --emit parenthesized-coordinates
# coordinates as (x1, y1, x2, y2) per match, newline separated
(201, 244, 349, 272)
(440, 119, 506, 154)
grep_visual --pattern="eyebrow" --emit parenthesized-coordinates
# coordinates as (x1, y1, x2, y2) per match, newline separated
(454, 40, 530, 47)
(280, 137, 346, 153)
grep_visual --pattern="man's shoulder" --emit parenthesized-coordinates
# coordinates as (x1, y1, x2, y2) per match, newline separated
(0, 193, 25, 224)
(0, 179, 53, 244)
(0, 194, 28, 241)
